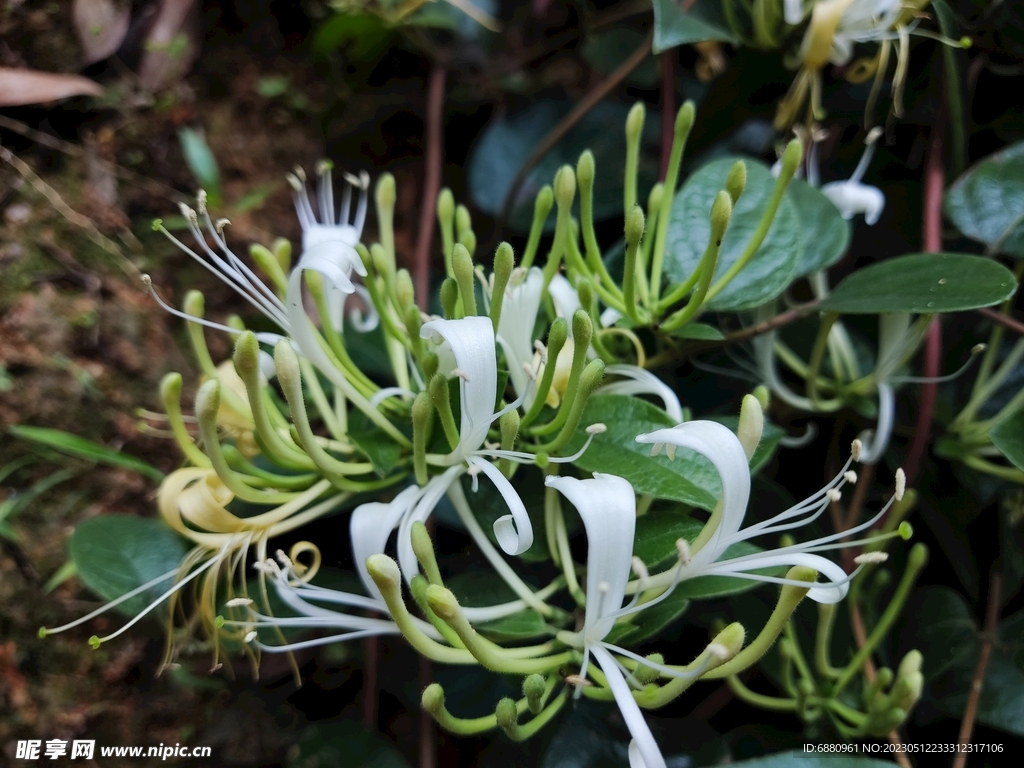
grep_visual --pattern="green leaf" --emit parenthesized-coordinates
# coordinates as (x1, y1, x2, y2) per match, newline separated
(990, 407, 1024, 472)
(177, 127, 222, 208)
(711, 415, 784, 474)
(288, 721, 411, 768)
(604, 590, 690, 646)
(347, 410, 402, 477)
(564, 395, 718, 509)
(467, 101, 660, 232)
(665, 322, 724, 341)
(446, 572, 547, 641)
(729, 752, 900, 767)
(69, 515, 188, 616)
(313, 13, 393, 59)
(43, 560, 77, 593)
(788, 178, 851, 277)
(634, 510, 704, 567)
(901, 587, 978, 678)
(665, 157, 803, 311)
(9, 426, 165, 482)
(820, 253, 1018, 314)
(652, 0, 737, 54)
(945, 140, 1024, 257)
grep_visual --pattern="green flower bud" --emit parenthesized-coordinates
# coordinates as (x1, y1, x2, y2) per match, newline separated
(249, 243, 288, 295)
(725, 160, 747, 204)
(412, 391, 434, 486)
(534, 186, 554, 224)
(410, 520, 443, 585)
(422, 683, 445, 715)
(554, 165, 576, 210)
(626, 102, 646, 145)
(571, 309, 593, 347)
(737, 393, 763, 461)
(711, 621, 746, 659)
(576, 150, 595, 191)
(232, 331, 261, 379)
(675, 101, 696, 140)
(647, 183, 664, 214)
(495, 697, 519, 738)
(272, 237, 291, 272)
(183, 289, 205, 318)
(455, 204, 473, 240)
(437, 188, 455, 226)
(375, 172, 396, 211)
(160, 371, 183, 404)
(194, 379, 221, 431)
(273, 338, 301, 395)
(440, 278, 459, 319)
(365, 553, 402, 590)
(709, 190, 733, 243)
(625, 205, 645, 248)
(424, 584, 461, 622)
(396, 269, 415, 311)
(523, 674, 547, 714)
(422, 351, 439, 380)
(899, 521, 913, 540)
(452, 243, 477, 316)
(634, 653, 664, 686)
(753, 384, 770, 411)
(779, 138, 802, 182)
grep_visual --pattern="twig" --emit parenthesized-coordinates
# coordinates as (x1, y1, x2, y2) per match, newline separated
(952, 573, 1002, 768)
(976, 307, 1024, 337)
(950, 573, 999, 765)
(497, 30, 653, 226)
(413, 66, 446, 308)
(721, 301, 820, 345)
(363, 636, 379, 728)
(904, 118, 946, 485)
(660, 52, 675, 180)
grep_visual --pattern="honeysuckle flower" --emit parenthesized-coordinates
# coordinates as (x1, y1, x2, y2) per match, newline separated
(820, 127, 886, 225)
(634, 415, 905, 603)
(784, 0, 808, 25)
(496, 267, 547, 409)
(545, 473, 728, 768)
(828, 0, 904, 67)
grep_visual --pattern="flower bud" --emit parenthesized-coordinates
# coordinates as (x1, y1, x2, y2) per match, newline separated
(183, 289, 205, 318)
(725, 160, 747, 204)
(249, 244, 287, 294)
(709, 190, 733, 243)
(500, 408, 519, 451)
(495, 697, 519, 738)
(437, 188, 455, 227)
(576, 150, 595, 191)
(396, 269, 415, 311)
(375, 172, 396, 212)
(523, 674, 547, 714)
(272, 237, 291, 272)
(711, 621, 746, 660)
(410, 520, 442, 584)
(554, 165, 576, 210)
(440, 278, 459, 319)
(424, 584, 461, 621)
(194, 379, 221, 426)
(737, 394, 764, 461)
(571, 309, 593, 348)
(366, 553, 402, 590)
(422, 683, 445, 715)
(625, 205, 645, 248)
(647, 183, 664, 215)
(626, 102, 646, 145)
(675, 101, 696, 140)
(634, 653, 663, 686)
(455, 204, 473, 239)
(160, 371, 183, 404)
(778, 138, 802, 183)
(753, 384, 770, 411)
(273, 339, 301, 395)
(533, 185, 554, 223)
(232, 331, 262, 380)
(412, 391, 434, 486)
(422, 351, 439, 380)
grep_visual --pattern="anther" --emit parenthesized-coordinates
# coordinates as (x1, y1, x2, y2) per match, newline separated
(676, 538, 691, 567)
(707, 643, 729, 660)
(276, 549, 293, 568)
(631, 556, 649, 581)
(844, 470, 858, 484)
(585, 423, 607, 435)
(215, 218, 231, 233)
(225, 597, 253, 608)
(244, 630, 258, 643)
(666, 444, 677, 461)
(972, 343, 986, 355)
(827, 488, 842, 503)
(564, 675, 592, 688)
(196, 189, 208, 214)
(894, 468, 906, 501)
(452, 368, 471, 382)
(523, 362, 537, 382)
(286, 173, 303, 192)
(851, 439, 863, 462)
(650, 442, 664, 457)
(293, 166, 307, 183)
(854, 552, 889, 565)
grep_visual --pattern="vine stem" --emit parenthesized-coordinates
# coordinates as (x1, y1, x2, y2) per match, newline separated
(976, 307, 1024, 336)
(904, 118, 946, 485)
(952, 573, 1002, 768)
(497, 30, 653, 227)
(413, 65, 447, 309)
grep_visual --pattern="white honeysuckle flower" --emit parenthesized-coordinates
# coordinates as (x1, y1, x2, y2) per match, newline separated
(829, 0, 904, 66)
(546, 473, 713, 768)
(784, 0, 808, 25)
(820, 127, 886, 225)
(496, 267, 546, 408)
(634, 420, 902, 603)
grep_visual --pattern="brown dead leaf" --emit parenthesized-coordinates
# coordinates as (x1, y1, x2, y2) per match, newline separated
(0, 67, 102, 107)
(72, 0, 131, 65)
(138, 0, 200, 92)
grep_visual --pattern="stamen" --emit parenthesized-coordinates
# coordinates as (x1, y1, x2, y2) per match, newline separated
(225, 597, 253, 608)
(854, 552, 888, 565)
(676, 538, 691, 567)
(649, 442, 664, 457)
(215, 218, 230, 234)
(452, 368, 471, 382)
(276, 549, 293, 569)
(564, 674, 592, 688)
(523, 362, 537, 382)
(706, 643, 729, 661)
(665, 444, 677, 461)
(827, 488, 842, 503)
(844, 471, 858, 484)
(851, 439, 863, 462)
(894, 468, 906, 501)
(244, 631, 258, 643)
(585, 423, 607, 435)
(631, 557, 649, 581)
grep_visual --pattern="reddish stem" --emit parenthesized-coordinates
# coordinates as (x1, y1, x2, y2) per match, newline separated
(413, 66, 447, 309)
(903, 121, 945, 485)
(660, 53, 675, 181)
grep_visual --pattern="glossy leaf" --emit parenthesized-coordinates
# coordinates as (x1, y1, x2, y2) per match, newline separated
(990, 407, 1024, 472)
(446, 572, 547, 640)
(652, 0, 737, 54)
(69, 516, 188, 616)
(819, 253, 1018, 314)
(461, 468, 549, 562)
(788, 177, 851, 277)
(665, 157, 802, 311)
(178, 128, 222, 208)
(604, 590, 690, 646)
(467, 101, 659, 231)
(312, 13, 393, 59)
(9, 426, 165, 482)
(945, 140, 1024, 257)
(347, 411, 402, 477)
(666, 322, 725, 341)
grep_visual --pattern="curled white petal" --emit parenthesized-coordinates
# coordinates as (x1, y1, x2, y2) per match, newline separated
(469, 457, 534, 556)
(599, 364, 683, 423)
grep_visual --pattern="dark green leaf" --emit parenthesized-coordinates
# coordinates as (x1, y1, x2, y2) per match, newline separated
(945, 140, 1024, 257)
(665, 157, 803, 311)
(990, 407, 1024, 472)
(313, 13, 393, 59)
(177, 128, 221, 208)
(788, 178, 851, 277)
(446, 571, 547, 641)
(582, 28, 658, 87)
(467, 101, 660, 231)
(9, 426, 164, 482)
(604, 590, 690, 646)
(288, 721, 411, 768)
(347, 410, 402, 477)
(666, 322, 725, 341)
(819, 253, 1018, 314)
(634, 510, 704, 567)
(461, 467, 549, 562)
(901, 587, 978, 679)
(652, 0, 737, 54)
(69, 515, 188, 616)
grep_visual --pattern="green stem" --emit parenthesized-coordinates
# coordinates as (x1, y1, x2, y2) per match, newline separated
(727, 675, 797, 711)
